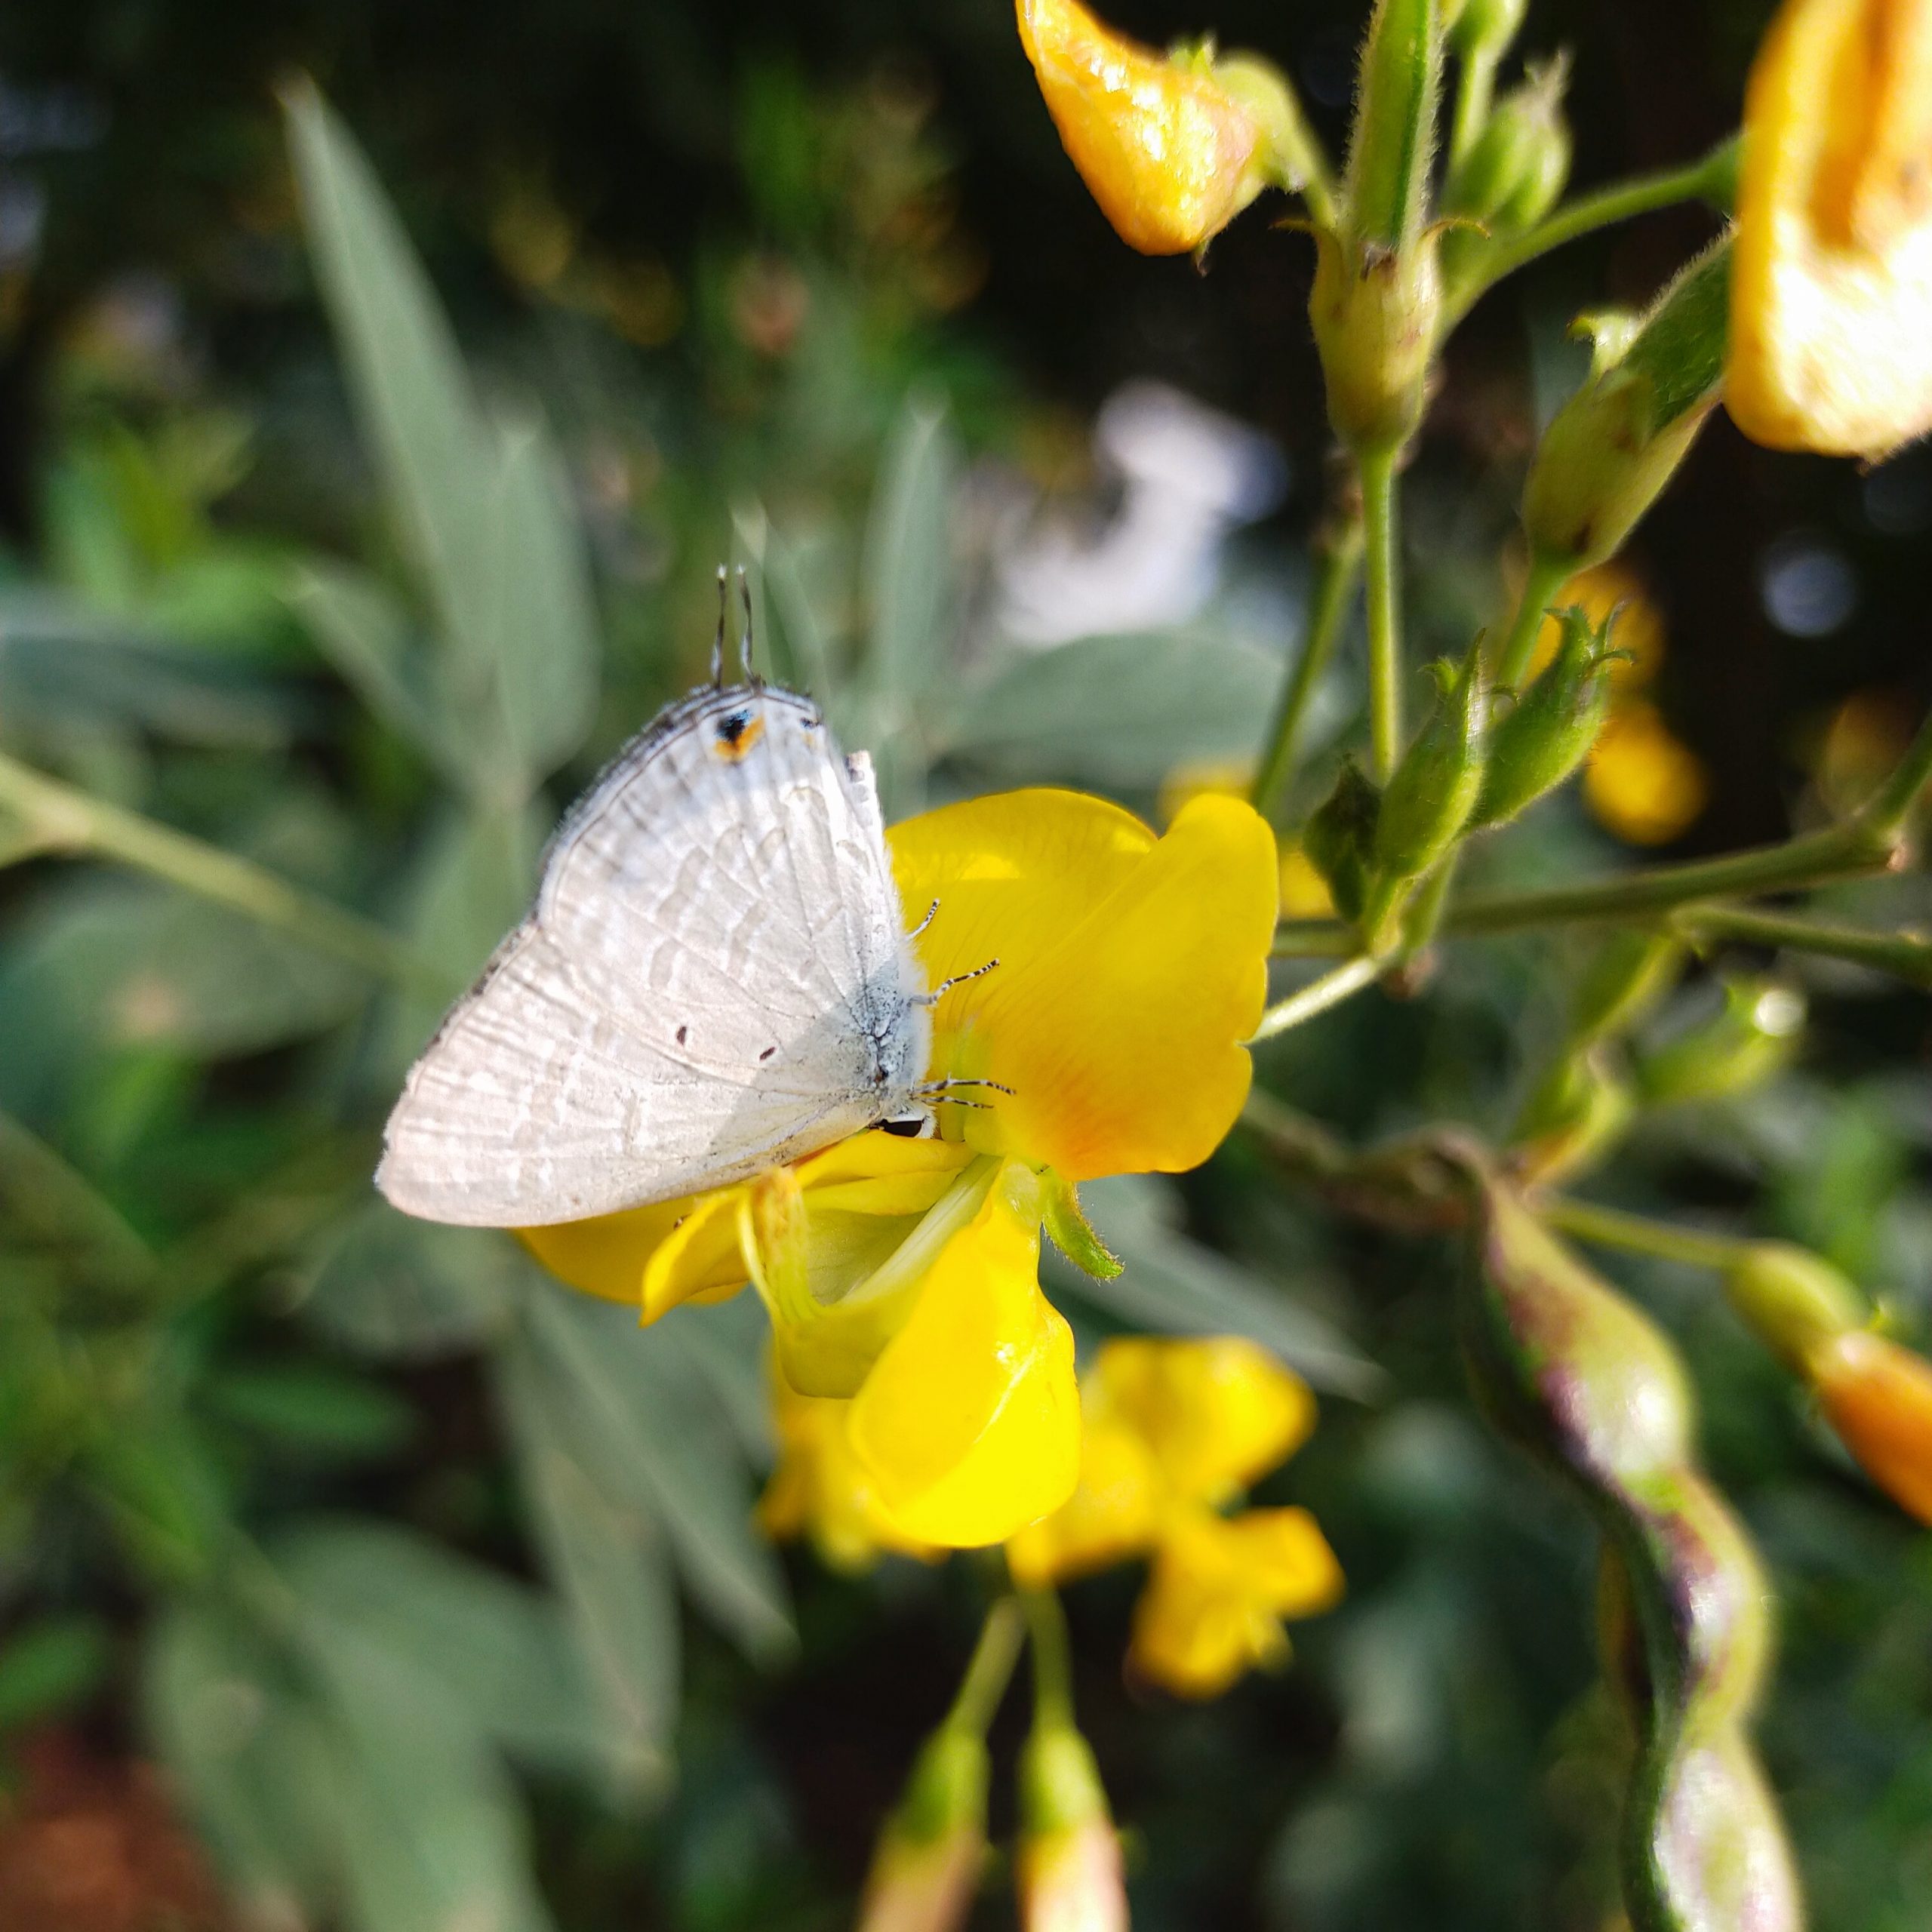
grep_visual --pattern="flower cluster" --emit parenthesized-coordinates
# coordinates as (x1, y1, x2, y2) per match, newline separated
(521, 787, 1279, 1548)
(1008, 1336, 1343, 1697)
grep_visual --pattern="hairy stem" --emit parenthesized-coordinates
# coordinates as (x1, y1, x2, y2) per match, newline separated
(1493, 551, 1572, 691)
(1361, 448, 1405, 780)
(1251, 955, 1383, 1041)
(1253, 510, 1366, 825)
(1020, 1587, 1075, 1732)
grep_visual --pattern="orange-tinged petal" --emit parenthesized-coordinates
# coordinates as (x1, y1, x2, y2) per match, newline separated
(1809, 1327, 1932, 1523)
(1005, 1417, 1160, 1587)
(1091, 1335, 1315, 1506)
(891, 789, 1278, 1181)
(849, 1163, 1079, 1546)
(1129, 1506, 1343, 1698)
(1729, 0, 1932, 456)
(1016, 0, 1261, 257)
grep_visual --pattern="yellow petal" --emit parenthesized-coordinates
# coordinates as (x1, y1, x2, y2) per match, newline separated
(1016, 0, 1261, 256)
(1583, 702, 1709, 847)
(517, 1192, 749, 1312)
(1809, 1328, 1932, 1523)
(890, 789, 1278, 1182)
(848, 1162, 1080, 1546)
(1089, 1336, 1315, 1506)
(1005, 1416, 1160, 1587)
(1128, 1506, 1343, 1699)
(1729, 0, 1932, 456)
(641, 1188, 747, 1322)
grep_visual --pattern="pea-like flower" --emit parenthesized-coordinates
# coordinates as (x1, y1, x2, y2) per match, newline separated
(1007, 1337, 1343, 1697)
(1728, 0, 1932, 456)
(1808, 1330, 1932, 1524)
(521, 789, 1279, 1549)
(1016, 0, 1270, 255)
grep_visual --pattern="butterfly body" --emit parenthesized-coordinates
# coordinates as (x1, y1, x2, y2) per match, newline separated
(377, 683, 931, 1226)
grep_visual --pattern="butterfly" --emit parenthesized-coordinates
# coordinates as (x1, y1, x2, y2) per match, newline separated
(377, 584, 985, 1228)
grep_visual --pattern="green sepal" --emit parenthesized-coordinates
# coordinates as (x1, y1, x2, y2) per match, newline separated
(1724, 1243, 1865, 1372)
(1471, 602, 1614, 826)
(1019, 1722, 1111, 1837)
(1303, 757, 1383, 924)
(1372, 637, 1488, 883)
(1636, 974, 1804, 1106)
(891, 1724, 992, 1847)
(1041, 1172, 1123, 1281)
(1442, 56, 1571, 235)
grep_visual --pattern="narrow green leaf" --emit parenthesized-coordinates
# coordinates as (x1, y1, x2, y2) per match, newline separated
(732, 501, 835, 700)
(864, 391, 957, 704)
(206, 1364, 417, 1460)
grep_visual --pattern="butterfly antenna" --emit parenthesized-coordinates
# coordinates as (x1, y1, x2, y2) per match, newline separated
(710, 565, 728, 688)
(735, 565, 759, 686)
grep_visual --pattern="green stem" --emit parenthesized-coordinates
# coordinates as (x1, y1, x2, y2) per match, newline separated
(1251, 954, 1383, 1041)
(1862, 698, 1932, 837)
(0, 750, 435, 992)
(1493, 551, 1571, 691)
(1252, 512, 1366, 826)
(1539, 1194, 1749, 1272)
(1361, 448, 1404, 780)
(1444, 138, 1737, 325)
(1674, 904, 1932, 987)
(1020, 1587, 1075, 1732)
(1272, 921, 1358, 959)
(1399, 851, 1460, 960)
(944, 1597, 1026, 1740)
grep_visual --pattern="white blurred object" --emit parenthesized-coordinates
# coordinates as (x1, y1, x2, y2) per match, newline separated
(997, 380, 1287, 646)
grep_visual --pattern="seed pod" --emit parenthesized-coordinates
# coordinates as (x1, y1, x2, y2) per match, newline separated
(1521, 237, 1730, 574)
(1444, 56, 1572, 234)
(1302, 757, 1382, 924)
(1637, 974, 1805, 1106)
(1373, 640, 1489, 882)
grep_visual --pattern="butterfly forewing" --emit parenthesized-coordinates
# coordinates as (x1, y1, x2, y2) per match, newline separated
(377, 687, 930, 1226)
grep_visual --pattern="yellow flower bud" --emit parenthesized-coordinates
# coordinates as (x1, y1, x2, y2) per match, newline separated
(1016, 0, 1267, 254)
(1807, 1328, 1932, 1523)
(1728, 0, 1932, 456)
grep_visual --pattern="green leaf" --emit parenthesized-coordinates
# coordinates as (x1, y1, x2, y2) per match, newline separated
(0, 1614, 112, 1731)
(732, 500, 835, 700)
(0, 1106, 157, 1291)
(864, 390, 956, 705)
(205, 1364, 417, 1460)
(1053, 1176, 1385, 1400)
(299, 1204, 520, 1361)
(522, 1291, 794, 1663)
(143, 1600, 337, 1927)
(272, 1518, 621, 1787)
(498, 1333, 678, 1795)
(941, 631, 1297, 786)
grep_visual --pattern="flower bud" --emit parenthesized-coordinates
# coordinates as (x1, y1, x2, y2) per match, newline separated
(1017, 0, 1272, 255)
(1470, 601, 1614, 826)
(1568, 929, 1684, 1047)
(1017, 1725, 1128, 1932)
(1521, 238, 1730, 574)
(1724, 1243, 1864, 1372)
(1447, 0, 1527, 59)
(860, 1727, 990, 1932)
(1727, 0, 1932, 457)
(1371, 640, 1489, 885)
(1313, 0, 1446, 453)
(1807, 1328, 1932, 1525)
(1636, 976, 1805, 1106)
(1444, 57, 1572, 234)
(1302, 756, 1382, 924)
(1509, 1046, 1634, 1187)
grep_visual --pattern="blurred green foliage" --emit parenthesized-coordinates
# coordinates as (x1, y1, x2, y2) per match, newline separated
(0, 18, 1930, 1932)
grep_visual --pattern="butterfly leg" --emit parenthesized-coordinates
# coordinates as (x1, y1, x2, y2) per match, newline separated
(911, 958, 998, 1007)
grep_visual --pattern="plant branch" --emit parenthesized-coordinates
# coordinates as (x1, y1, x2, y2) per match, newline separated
(1253, 509, 1365, 825)
(0, 749, 438, 992)
(1361, 448, 1404, 780)
(1251, 955, 1383, 1041)
(1020, 1587, 1075, 1731)
(1493, 552, 1571, 691)
(1674, 904, 1932, 986)
(945, 1597, 1026, 1740)
(1538, 1194, 1747, 1271)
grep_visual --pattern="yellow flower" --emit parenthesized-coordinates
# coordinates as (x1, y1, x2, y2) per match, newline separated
(758, 1368, 938, 1573)
(1582, 700, 1708, 847)
(1807, 1328, 1932, 1524)
(1008, 1337, 1340, 1697)
(522, 788, 1280, 1551)
(1130, 1505, 1343, 1697)
(1017, 0, 1265, 255)
(1159, 760, 1337, 916)
(1728, 0, 1932, 456)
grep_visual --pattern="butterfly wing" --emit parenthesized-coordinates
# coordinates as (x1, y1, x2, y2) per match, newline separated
(377, 688, 929, 1226)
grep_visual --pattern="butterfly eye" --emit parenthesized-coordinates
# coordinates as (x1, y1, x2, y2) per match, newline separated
(878, 1113, 935, 1140)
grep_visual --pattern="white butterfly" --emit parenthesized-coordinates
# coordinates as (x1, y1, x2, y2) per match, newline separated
(378, 675, 949, 1228)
